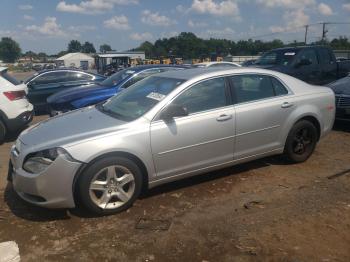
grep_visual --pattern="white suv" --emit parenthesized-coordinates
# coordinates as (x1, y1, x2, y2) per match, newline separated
(0, 67, 33, 143)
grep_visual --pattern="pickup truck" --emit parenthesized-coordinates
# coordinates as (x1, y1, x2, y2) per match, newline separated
(250, 46, 350, 85)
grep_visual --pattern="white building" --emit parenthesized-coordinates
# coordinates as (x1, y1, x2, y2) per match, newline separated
(55, 52, 95, 69)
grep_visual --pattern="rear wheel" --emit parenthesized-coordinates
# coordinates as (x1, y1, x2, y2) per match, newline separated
(0, 120, 6, 144)
(78, 156, 143, 215)
(284, 120, 318, 163)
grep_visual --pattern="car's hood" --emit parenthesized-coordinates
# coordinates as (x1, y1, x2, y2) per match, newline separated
(19, 106, 127, 149)
(326, 76, 350, 95)
(47, 83, 114, 104)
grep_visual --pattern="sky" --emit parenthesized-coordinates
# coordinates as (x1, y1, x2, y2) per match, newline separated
(0, 0, 350, 55)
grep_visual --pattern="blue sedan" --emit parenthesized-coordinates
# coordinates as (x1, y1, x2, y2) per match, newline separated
(47, 65, 187, 116)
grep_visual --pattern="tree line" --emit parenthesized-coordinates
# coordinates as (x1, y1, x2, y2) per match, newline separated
(1, 32, 350, 63)
(132, 32, 350, 59)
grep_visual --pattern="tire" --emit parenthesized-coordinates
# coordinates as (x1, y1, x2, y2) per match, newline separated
(78, 156, 143, 215)
(0, 120, 6, 144)
(284, 120, 318, 163)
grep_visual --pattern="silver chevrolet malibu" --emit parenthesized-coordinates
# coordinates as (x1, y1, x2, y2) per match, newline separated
(9, 68, 335, 215)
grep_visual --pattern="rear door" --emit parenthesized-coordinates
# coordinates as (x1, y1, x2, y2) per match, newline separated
(150, 77, 235, 178)
(230, 74, 294, 159)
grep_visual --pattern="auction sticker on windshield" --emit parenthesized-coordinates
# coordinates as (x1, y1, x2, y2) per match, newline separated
(146, 92, 166, 101)
(284, 52, 296, 56)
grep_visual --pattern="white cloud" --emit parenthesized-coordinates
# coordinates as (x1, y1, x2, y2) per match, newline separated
(25, 17, 69, 37)
(342, 3, 350, 12)
(190, 0, 240, 17)
(256, 0, 315, 9)
(188, 19, 207, 28)
(103, 15, 130, 30)
(68, 25, 97, 32)
(176, 5, 186, 13)
(56, 0, 138, 15)
(269, 9, 309, 33)
(318, 3, 333, 16)
(141, 10, 176, 26)
(18, 4, 33, 10)
(200, 27, 235, 39)
(129, 32, 153, 41)
(23, 15, 34, 21)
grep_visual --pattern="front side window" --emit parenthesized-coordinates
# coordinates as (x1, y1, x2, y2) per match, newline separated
(231, 75, 275, 103)
(172, 77, 227, 114)
(31, 72, 68, 88)
(99, 76, 184, 121)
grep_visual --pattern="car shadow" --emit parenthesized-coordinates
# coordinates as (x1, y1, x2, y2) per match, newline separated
(333, 120, 350, 133)
(3, 183, 71, 222)
(3, 156, 287, 221)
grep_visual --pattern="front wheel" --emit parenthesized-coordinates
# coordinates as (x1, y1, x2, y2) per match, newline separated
(284, 120, 318, 163)
(78, 156, 143, 215)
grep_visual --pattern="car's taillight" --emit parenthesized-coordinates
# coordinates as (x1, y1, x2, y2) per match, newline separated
(3, 91, 26, 101)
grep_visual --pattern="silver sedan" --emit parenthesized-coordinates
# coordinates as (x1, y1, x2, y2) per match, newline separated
(9, 68, 335, 215)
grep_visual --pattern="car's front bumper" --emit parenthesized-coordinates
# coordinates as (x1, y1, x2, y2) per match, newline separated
(9, 146, 82, 208)
(335, 95, 350, 121)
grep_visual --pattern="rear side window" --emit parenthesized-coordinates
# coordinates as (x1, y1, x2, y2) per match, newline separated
(1, 71, 20, 85)
(172, 77, 227, 114)
(298, 49, 318, 65)
(230, 75, 275, 103)
(270, 77, 288, 96)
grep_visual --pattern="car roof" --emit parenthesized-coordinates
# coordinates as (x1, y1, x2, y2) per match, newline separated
(156, 67, 292, 81)
(196, 62, 235, 65)
(127, 64, 188, 72)
(271, 45, 330, 52)
(37, 68, 100, 76)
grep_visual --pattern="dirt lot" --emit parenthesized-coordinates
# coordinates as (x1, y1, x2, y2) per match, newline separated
(0, 72, 350, 261)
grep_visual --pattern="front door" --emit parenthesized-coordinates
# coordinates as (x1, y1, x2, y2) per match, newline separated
(150, 77, 235, 178)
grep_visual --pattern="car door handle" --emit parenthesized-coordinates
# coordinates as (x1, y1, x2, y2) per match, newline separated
(216, 114, 232, 122)
(281, 102, 294, 108)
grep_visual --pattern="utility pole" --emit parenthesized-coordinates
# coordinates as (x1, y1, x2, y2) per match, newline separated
(304, 25, 309, 44)
(322, 22, 328, 42)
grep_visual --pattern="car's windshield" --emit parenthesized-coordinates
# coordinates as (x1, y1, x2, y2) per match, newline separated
(101, 68, 135, 87)
(1, 70, 21, 85)
(98, 76, 185, 121)
(256, 49, 300, 66)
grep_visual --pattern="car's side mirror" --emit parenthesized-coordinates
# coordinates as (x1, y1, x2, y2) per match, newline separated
(296, 59, 312, 67)
(27, 82, 34, 89)
(160, 104, 188, 121)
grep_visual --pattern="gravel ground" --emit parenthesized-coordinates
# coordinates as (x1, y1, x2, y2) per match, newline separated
(0, 71, 349, 261)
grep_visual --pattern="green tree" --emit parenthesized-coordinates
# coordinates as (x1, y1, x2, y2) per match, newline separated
(81, 41, 96, 53)
(56, 50, 68, 58)
(0, 37, 21, 63)
(67, 40, 82, 53)
(37, 52, 48, 62)
(99, 44, 112, 53)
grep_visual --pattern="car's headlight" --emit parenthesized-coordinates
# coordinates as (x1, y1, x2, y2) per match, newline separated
(23, 148, 74, 174)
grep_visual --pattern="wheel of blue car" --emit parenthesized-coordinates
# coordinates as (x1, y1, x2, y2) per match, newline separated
(78, 156, 143, 215)
(0, 120, 6, 144)
(284, 120, 318, 163)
